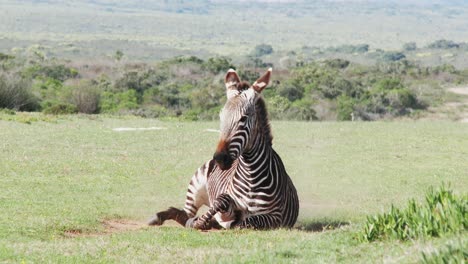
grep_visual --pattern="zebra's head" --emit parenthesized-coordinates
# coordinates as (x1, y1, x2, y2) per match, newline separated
(213, 68, 272, 170)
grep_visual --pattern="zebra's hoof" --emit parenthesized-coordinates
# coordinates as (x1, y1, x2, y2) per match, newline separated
(147, 215, 162, 226)
(193, 219, 210, 230)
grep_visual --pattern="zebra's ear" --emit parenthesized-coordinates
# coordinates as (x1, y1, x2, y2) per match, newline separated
(225, 69, 242, 99)
(252, 68, 272, 93)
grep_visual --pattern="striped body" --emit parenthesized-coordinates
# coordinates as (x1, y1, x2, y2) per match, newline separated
(185, 150, 299, 228)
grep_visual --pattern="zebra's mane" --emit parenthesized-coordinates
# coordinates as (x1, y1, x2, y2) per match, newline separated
(253, 93, 273, 146)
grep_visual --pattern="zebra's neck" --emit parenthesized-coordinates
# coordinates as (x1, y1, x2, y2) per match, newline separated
(238, 134, 272, 180)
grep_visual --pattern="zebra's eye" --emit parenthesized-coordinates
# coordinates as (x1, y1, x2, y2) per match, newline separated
(239, 116, 248, 123)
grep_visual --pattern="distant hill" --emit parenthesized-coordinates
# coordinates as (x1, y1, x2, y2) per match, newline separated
(1, 0, 467, 59)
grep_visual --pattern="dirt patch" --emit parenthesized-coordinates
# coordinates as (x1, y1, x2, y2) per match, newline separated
(63, 219, 147, 238)
(102, 219, 146, 233)
(112, 127, 167, 132)
(448, 87, 468, 96)
(426, 86, 468, 122)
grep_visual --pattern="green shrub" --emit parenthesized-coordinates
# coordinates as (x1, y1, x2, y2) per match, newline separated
(43, 103, 78, 115)
(324, 59, 350, 69)
(360, 185, 467, 242)
(365, 78, 419, 116)
(336, 95, 355, 121)
(277, 83, 304, 101)
(252, 44, 274, 57)
(427, 39, 460, 49)
(288, 99, 317, 121)
(0, 74, 40, 111)
(203, 57, 234, 74)
(0, 108, 15, 115)
(402, 42, 417, 51)
(64, 81, 101, 114)
(100, 90, 139, 113)
(327, 44, 369, 54)
(267, 95, 291, 119)
(23, 64, 78, 81)
(382, 52, 406, 62)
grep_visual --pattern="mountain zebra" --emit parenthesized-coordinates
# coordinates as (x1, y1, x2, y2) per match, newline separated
(148, 68, 299, 229)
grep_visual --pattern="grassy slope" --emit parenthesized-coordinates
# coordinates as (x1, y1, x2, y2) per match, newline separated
(0, 115, 466, 262)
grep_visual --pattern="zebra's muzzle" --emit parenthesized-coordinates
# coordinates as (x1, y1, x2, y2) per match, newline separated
(213, 151, 233, 170)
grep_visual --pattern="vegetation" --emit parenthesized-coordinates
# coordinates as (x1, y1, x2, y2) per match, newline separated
(1, 47, 466, 121)
(361, 185, 467, 242)
(421, 239, 467, 264)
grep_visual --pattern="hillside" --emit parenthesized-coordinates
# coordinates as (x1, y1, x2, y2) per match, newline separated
(1, 0, 468, 60)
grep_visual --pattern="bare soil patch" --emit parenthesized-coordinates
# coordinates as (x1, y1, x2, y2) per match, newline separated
(112, 127, 167, 132)
(64, 219, 147, 238)
(448, 87, 468, 96)
(426, 86, 468, 122)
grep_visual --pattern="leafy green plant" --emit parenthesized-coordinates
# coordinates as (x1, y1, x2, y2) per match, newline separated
(336, 95, 356, 121)
(360, 185, 467, 242)
(100, 90, 139, 113)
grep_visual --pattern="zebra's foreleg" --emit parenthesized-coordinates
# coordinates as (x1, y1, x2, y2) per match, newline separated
(192, 193, 235, 230)
(234, 213, 282, 230)
(149, 161, 214, 228)
(148, 207, 189, 226)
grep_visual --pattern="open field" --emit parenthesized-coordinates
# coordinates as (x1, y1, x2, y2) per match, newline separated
(0, 114, 466, 262)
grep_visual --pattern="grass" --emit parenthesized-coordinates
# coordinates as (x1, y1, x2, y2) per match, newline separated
(421, 238, 467, 264)
(0, 114, 467, 262)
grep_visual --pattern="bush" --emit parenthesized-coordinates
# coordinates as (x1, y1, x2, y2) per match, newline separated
(0, 74, 40, 111)
(289, 99, 317, 120)
(67, 82, 101, 114)
(402, 42, 417, 51)
(252, 44, 274, 57)
(327, 44, 369, 54)
(382, 52, 406, 62)
(23, 64, 78, 81)
(203, 57, 234, 74)
(366, 78, 419, 116)
(43, 103, 78, 115)
(427, 39, 460, 49)
(336, 95, 355, 121)
(266, 95, 291, 119)
(277, 83, 304, 101)
(100, 90, 139, 113)
(324, 59, 350, 69)
(360, 184, 467, 242)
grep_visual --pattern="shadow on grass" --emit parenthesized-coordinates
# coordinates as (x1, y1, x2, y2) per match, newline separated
(295, 219, 350, 232)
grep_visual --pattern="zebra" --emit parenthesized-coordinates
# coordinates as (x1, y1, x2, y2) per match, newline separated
(148, 68, 299, 230)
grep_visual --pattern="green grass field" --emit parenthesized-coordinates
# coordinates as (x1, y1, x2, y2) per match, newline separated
(0, 114, 466, 263)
